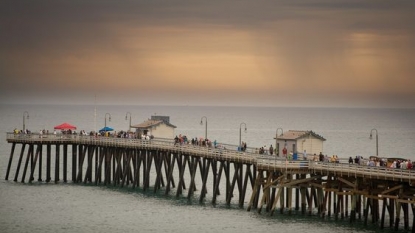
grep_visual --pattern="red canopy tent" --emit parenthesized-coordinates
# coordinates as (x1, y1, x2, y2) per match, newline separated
(54, 122, 77, 130)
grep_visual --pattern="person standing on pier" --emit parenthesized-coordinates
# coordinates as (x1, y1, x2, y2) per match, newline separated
(269, 145, 273, 155)
(282, 147, 287, 157)
(408, 160, 413, 169)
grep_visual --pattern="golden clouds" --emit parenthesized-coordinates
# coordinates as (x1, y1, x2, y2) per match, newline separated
(343, 32, 415, 94)
(1, 1, 415, 107)
(115, 26, 270, 91)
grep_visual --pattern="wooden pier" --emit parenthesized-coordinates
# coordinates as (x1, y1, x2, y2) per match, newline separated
(4, 133, 415, 231)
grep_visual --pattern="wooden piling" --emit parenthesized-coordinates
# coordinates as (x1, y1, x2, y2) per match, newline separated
(29, 145, 41, 183)
(5, 142, 16, 180)
(55, 144, 60, 183)
(14, 144, 26, 182)
(72, 144, 77, 182)
(46, 144, 51, 182)
(63, 144, 67, 182)
(37, 144, 42, 181)
(21, 144, 33, 183)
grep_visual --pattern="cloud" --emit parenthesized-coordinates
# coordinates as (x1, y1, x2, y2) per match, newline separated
(0, 0, 414, 107)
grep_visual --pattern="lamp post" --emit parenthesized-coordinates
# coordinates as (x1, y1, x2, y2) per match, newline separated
(105, 113, 111, 131)
(23, 111, 29, 132)
(239, 122, 247, 149)
(125, 112, 132, 131)
(275, 128, 283, 171)
(200, 116, 207, 140)
(370, 128, 378, 156)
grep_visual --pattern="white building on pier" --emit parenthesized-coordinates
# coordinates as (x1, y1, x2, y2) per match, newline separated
(275, 130, 326, 157)
(131, 115, 176, 139)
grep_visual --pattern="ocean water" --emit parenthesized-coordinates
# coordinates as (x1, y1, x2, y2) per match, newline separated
(1, 104, 415, 233)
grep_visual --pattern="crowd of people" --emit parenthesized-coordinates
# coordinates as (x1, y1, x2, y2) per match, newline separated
(257, 145, 274, 155)
(349, 156, 414, 169)
(174, 134, 219, 148)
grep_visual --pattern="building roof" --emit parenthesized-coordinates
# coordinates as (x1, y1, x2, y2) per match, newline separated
(275, 130, 326, 141)
(131, 119, 177, 129)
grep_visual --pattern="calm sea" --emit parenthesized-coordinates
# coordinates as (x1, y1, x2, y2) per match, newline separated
(1, 104, 415, 233)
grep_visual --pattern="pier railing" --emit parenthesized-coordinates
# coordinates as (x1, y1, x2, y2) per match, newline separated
(6, 132, 415, 182)
(6, 132, 260, 164)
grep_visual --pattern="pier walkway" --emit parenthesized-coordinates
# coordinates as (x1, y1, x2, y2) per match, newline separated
(6, 133, 415, 182)
(4, 133, 415, 231)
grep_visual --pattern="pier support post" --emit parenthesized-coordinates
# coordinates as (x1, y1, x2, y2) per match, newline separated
(350, 194, 357, 223)
(247, 170, 263, 211)
(345, 192, 349, 218)
(55, 144, 60, 183)
(301, 184, 306, 215)
(21, 144, 34, 183)
(14, 144, 26, 182)
(295, 174, 300, 211)
(309, 187, 314, 216)
(328, 191, 332, 217)
(380, 198, 387, 229)
(411, 204, 415, 233)
(5, 143, 16, 180)
(46, 144, 51, 182)
(403, 202, 409, 230)
(288, 186, 293, 215)
(72, 144, 77, 182)
(280, 185, 285, 214)
(395, 202, 401, 231)
(364, 197, 369, 225)
(390, 198, 395, 228)
(29, 145, 41, 183)
(395, 190, 403, 231)
(63, 144, 67, 183)
(37, 144, 42, 181)
(334, 192, 339, 220)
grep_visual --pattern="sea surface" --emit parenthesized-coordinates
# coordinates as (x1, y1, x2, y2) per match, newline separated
(1, 104, 415, 233)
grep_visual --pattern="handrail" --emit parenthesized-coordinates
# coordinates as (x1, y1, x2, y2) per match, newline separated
(5, 132, 415, 182)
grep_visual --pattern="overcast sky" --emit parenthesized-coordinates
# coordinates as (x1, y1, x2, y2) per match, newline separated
(1, 0, 414, 108)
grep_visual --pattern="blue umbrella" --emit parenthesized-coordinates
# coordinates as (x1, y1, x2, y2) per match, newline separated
(99, 126, 114, 132)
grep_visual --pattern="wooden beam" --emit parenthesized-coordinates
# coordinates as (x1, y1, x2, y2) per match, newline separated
(325, 188, 339, 192)
(380, 185, 403, 195)
(366, 195, 383, 200)
(351, 190, 369, 195)
(380, 194, 398, 199)
(264, 175, 284, 189)
(397, 199, 415, 204)
(337, 177, 356, 188)
(280, 175, 321, 187)
(336, 192, 353, 196)
(310, 183, 324, 189)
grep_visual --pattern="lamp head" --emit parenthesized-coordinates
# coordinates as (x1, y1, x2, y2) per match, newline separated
(125, 115, 128, 120)
(200, 120, 203, 125)
(370, 133, 372, 139)
(244, 127, 247, 132)
(109, 116, 111, 121)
